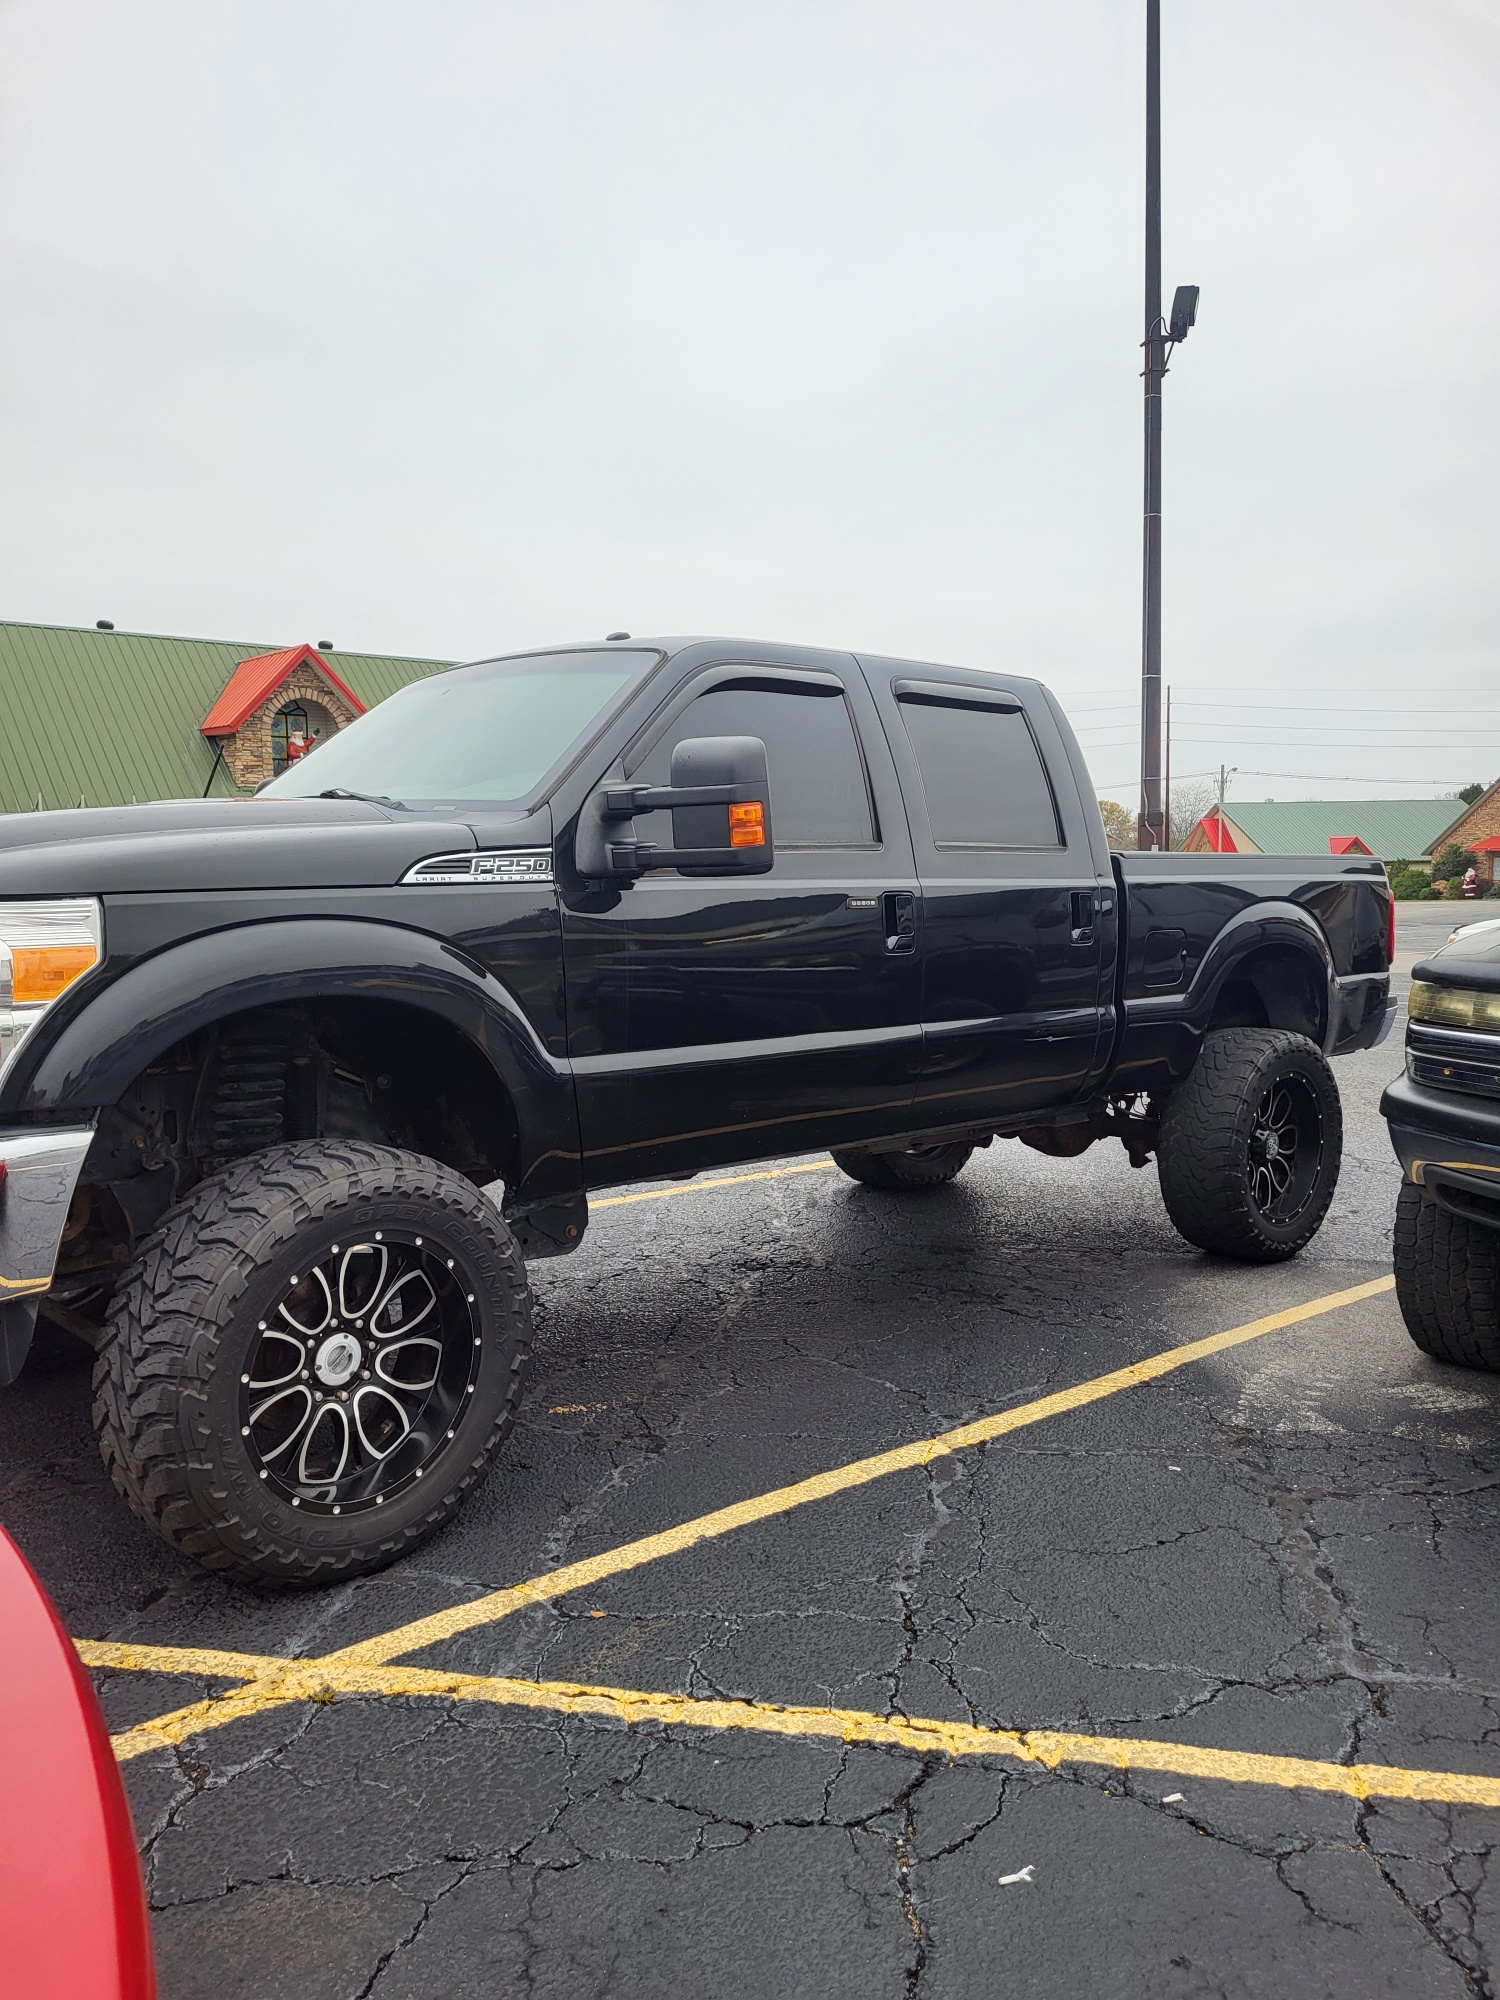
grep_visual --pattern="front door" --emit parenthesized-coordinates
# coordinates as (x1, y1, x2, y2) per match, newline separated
(561, 662, 923, 1186)
(863, 664, 1111, 1130)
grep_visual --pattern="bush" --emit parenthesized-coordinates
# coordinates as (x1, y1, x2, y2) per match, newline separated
(1432, 843, 1478, 884)
(1387, 864, 1435, 901)
(1390, 875, 1435, 901)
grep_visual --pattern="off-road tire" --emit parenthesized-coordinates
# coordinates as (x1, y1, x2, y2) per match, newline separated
(92, 1141, 532, 1587)
(1394, 1180, 1500, 1371)
(1157, 1027, 1342, 1262)
(831, 1141, 974, 1191)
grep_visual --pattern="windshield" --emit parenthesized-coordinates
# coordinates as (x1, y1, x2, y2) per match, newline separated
(259, 649, 658, 805)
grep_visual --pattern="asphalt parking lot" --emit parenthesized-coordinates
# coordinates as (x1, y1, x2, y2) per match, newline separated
(5, 906, 1499, 1999)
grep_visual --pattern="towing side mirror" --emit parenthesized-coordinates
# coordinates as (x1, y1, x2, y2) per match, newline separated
(575, 735, 774, 880)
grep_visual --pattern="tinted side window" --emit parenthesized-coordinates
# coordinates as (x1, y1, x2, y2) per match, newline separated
(639, 682, 876, 847)
(898, 695, 1060, 847)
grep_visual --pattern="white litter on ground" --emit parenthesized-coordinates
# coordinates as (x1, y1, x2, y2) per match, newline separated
(1162, 1792, 1185, 1804)
(998, 1866, 1036, 1886)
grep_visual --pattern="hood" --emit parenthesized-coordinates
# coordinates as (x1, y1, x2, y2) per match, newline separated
(1416, 921, 1500, 990)
(0, 798, 540, 894)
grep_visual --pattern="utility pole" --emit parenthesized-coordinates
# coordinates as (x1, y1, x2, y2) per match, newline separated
(1164, 684, 1172, 849)
(1214, 762, 1237, 841)
(1137, 1, 1198, 850)
(1139, 0, 1165, 850)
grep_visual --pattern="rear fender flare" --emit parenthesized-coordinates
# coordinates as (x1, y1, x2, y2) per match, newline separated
(1187, 903, 1337, 1049)
(18, 919, 580, 1202)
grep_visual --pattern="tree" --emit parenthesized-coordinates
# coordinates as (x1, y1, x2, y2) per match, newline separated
(1168, 777, 1219, 851)
(1455, 781, 1489, 806)
(1432, 842, 1477, 887)
(1097, 798, 1136, 848)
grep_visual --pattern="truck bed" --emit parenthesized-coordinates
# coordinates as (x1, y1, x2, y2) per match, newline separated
(1109, 848, 1393, 1093)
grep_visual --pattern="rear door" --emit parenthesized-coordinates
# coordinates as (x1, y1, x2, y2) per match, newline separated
(858, 660, 1112, 1130)
(561, 660, 923, 1185)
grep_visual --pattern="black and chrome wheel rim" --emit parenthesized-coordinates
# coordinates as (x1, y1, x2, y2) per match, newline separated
(239, 1234, 480, 1517)
(1246, 1075, 1323, 1223)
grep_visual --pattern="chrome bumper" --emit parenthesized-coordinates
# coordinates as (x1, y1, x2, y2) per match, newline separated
(0, 1126, 93, 1386)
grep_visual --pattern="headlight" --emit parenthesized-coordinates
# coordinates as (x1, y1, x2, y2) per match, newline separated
(1409, 980, 1500, 1035)
(0, 899, 103, 1078)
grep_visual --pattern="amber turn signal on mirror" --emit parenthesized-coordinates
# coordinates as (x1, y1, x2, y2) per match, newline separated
(728, 801, 765, 848)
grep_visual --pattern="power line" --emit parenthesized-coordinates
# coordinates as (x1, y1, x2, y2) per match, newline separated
(1167, 726, 1500, 740)
(1162, 684, 1500, 699)
(1094, 768, 1469, 790)
(1166, 736, 1500, 750)
(1234, 770, 1475, 786)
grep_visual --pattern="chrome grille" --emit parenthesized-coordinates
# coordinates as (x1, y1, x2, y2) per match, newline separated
(1406, 1022, 1500, 1101)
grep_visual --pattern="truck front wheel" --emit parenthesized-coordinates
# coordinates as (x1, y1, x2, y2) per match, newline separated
(1156, 1028, 1342, 1262)
(92, 1141, 532, 1586)
(1393, 1181, 1500, 1371)
(831, 1141, 974, 1191)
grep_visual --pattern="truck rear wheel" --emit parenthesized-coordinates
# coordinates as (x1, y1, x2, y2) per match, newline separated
(1394, 1181, 1500, 1371)
(831, 1141, 974, 1191)
(92, 1140, 532, 1587)
(1156, 1027, 1342, 1262)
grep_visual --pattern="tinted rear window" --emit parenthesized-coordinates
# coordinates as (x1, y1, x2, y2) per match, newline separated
(898, 694, 1060, 847)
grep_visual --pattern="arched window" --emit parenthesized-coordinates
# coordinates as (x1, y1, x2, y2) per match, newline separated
(271, 703, 310, 775)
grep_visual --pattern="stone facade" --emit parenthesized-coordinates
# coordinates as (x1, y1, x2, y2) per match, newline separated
(219, 668, 362, 791)
(1428, 782, 1500, 885)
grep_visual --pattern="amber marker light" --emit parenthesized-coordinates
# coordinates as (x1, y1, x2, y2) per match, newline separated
(0, 899, 104, 1077)
(12, 945, 99, 1004)
(728, 801, 766, 848)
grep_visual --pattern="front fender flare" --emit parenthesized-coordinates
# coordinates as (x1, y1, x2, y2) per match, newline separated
(18, 918, 579, 1200)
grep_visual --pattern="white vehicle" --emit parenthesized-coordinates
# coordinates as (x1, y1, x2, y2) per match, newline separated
(1447, 916, 1500, 946)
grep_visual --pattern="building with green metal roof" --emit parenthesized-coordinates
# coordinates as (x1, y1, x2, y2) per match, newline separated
(0, 619, 452, 813)
(1184, 797, 1461, 862)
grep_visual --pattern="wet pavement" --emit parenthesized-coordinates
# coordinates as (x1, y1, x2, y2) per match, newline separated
(4, 907, 1499, 1999)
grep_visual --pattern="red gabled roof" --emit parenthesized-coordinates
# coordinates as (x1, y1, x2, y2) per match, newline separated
(200, 644, 365, 738)
(1195, 812, 1238, 853)
(1329, 835, 1374, 855)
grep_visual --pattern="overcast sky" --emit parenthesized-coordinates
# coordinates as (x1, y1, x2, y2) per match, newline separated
(2, 1, 1497, 805)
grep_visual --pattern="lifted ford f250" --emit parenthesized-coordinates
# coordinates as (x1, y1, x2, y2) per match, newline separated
(0, 637, 1395, 1584)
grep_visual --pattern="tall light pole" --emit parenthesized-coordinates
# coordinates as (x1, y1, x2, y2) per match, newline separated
(1138, 0, 1198, 849)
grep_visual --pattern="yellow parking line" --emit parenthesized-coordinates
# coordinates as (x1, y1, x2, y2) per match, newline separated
(87, 1651, 1500, 1806)
(590, 1161, 832, 1209)
(326, 1275, 1395, 1669)
(80, 1639, 285, 1680)
(80, 1274, 1395, 1760)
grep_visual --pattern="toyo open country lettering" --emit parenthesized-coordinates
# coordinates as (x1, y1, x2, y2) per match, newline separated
(0, 638, 1395, 1584)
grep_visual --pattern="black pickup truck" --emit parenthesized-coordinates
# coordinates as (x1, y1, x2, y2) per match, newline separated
(1383, 918, 1500, 1369)
(0, 637, 1394, 1583)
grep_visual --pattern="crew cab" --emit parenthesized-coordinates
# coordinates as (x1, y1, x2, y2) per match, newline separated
(0, 637, 1394, 1583)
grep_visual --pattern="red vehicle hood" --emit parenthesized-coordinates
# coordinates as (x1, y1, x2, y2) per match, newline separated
(0, 1527, 156, 2000)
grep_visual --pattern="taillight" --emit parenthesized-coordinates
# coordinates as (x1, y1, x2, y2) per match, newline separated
(1386, 892, 1397, 967)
